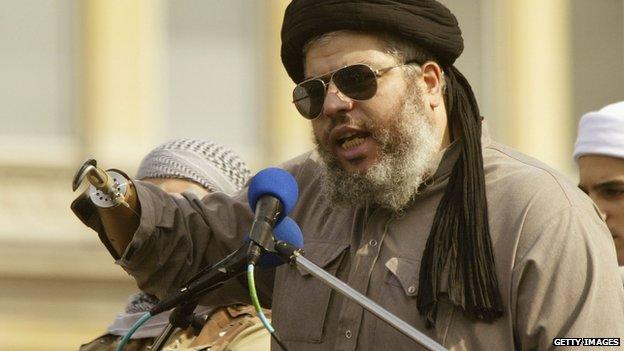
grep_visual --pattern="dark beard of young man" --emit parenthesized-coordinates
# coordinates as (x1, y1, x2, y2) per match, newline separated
(313, 82, 439, 212)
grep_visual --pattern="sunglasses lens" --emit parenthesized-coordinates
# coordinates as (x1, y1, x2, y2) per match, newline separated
(293, 80, 325, 119)
(292, 64, 379, 119)
(334, 64, 377, 100)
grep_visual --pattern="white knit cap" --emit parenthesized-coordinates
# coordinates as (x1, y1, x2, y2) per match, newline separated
(573, 101, 624, 162)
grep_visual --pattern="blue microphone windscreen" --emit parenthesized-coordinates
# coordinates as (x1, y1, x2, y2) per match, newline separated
(248, 167, 299, 222)
(244, 216, 304, 268)
(273, 216, 304, 248)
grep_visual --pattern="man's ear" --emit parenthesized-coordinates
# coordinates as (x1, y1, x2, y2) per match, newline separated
(421, 61, 444, 109)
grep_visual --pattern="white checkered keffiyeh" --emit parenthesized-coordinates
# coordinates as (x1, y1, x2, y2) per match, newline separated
(136, 138, 251, 195)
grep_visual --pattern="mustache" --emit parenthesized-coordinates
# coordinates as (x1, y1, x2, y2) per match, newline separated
(322, 114, 380, 142)
(328, 111, 382, 129)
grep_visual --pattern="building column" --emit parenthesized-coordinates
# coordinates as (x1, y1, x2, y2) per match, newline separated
(482, 0, 573, 175)
(81, 0, 165, 171)
(264, 0, 313, 165)
(506, 0, 573, 173)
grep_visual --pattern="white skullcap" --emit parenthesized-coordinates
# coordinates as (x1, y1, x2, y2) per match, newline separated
(573, 101, 624, 162)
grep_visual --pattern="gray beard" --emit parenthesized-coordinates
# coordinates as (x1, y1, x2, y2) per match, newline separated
(313, 89, 439, 212)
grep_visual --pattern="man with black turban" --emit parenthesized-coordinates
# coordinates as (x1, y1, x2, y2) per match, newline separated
(73, 1, 624, 350)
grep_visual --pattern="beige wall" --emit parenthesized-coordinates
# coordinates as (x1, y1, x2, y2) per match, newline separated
(0, 167, 137, 351)
(1, 1, 623, 350)
(570, 0, 624, 126)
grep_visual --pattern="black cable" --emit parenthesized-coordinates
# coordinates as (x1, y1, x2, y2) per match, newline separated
(270, 331, 289, 351)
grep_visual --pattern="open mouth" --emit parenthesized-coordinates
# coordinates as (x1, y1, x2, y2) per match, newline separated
(337, 132, 371, 150)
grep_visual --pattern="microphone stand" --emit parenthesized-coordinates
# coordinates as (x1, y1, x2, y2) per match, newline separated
(274, 242, 447, 351)
(146, 248, 248, 350)
(148, 324, 176, 351)
(148, 299, 209, 351)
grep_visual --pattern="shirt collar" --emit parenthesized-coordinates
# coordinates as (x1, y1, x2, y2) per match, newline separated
(428, 121, 491, 184)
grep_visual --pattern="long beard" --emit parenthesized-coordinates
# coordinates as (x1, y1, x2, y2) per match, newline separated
(313, 87, 439, 212)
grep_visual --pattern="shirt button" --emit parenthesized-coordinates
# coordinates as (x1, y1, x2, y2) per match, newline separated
(408, 286, 416, 294)
(345, 330, 352, 339)
(369, 239, 378, 247)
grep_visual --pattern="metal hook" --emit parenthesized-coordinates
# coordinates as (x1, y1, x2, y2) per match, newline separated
(72, 159, 99, 191)
(71, 158, 133, 210)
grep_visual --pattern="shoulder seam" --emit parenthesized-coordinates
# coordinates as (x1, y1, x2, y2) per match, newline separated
(485, 144, 573, 206)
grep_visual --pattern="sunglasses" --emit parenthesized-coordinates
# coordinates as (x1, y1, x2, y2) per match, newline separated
(292, 60, 417, 119)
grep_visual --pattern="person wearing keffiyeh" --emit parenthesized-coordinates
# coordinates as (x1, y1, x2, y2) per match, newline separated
(79, 139, 268, 351)
(73, 1, 624, 350)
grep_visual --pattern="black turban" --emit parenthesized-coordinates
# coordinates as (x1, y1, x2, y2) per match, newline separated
(281, 0, 504, 328)
(281, 0, 463, 83)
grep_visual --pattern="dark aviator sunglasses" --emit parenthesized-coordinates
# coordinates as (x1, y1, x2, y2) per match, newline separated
(292, 60, 418, 119)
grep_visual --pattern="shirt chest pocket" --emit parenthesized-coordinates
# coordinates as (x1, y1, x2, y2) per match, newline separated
(272, 241, 349, 343)
(384, 257, 420, 297)
(377, 257, 454, 350)
(374, 257, 431, 350)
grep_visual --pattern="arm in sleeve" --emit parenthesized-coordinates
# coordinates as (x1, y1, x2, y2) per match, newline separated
(116, 180, 256, 302)
(512, 206, 624, 350)
(109, 152, 314, 306)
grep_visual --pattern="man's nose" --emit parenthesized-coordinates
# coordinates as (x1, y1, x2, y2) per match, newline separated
(322, 83, 354, 118)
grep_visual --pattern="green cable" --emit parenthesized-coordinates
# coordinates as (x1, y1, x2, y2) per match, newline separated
(247, 263, 275, 333)
(115, 312, 152, 351)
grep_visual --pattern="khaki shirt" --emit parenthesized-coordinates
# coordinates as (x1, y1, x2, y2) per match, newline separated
(118, 133, 624, 350)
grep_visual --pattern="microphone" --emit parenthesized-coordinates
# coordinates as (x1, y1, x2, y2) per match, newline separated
(251, 216, 303, 268)
(150, 216, 303, 315)
(246, 168, 299, 265)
